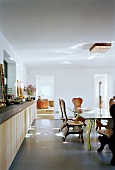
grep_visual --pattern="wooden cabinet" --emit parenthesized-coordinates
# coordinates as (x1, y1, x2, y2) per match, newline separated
(0, 102, 36, 170)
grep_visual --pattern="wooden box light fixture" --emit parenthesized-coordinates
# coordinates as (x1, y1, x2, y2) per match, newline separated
(89, 43, 111, 53)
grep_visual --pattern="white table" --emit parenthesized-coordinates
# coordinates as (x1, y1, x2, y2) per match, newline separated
(71, 108, 112, 150)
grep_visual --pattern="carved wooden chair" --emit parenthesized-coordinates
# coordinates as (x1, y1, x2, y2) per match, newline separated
(72, 97, 86, 125)
(61, 99, 84, 143)
(59, 99, 75, 132)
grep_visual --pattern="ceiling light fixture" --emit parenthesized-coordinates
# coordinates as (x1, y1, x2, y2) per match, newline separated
(89, 43, 111, 53)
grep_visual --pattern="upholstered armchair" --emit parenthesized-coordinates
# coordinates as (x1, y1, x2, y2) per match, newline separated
(37, 98, 49, 109)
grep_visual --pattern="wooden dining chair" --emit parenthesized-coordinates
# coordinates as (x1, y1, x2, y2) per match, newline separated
(72, 97, 83, 110)
(61, 99, 84, 143)
(59, 99, 75, 132)
(72, 97, 86, 126)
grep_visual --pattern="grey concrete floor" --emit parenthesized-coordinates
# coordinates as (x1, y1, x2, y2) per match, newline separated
(9, 119, 115, 170)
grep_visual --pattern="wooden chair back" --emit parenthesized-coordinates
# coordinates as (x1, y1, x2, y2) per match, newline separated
(72, 97, 83, 108)
(72, 97, 83, 114)
(61, 99, 68, 122)
(109, 97, 115, 108)
(59, 99, 64, 118)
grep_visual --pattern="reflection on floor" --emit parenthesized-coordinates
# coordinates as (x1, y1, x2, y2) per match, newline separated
(9, 119, 114, 170)
(37, 107, 54, 119)
(37, 107, 54, 114)
(37, 114, 54, 119)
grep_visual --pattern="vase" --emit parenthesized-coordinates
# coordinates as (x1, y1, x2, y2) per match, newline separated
(28, 95, 31, 100)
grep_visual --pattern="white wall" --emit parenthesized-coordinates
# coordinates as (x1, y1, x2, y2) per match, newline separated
(27, 68, 115, 119)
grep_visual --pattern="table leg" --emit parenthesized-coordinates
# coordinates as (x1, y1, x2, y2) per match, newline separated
(86, 119, 93, 151)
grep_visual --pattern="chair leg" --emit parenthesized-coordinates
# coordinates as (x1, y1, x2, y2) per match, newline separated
(62, 126, 69, 142)
(81, 133, 84, 143)
(96, 120, 98, 131)
(96, 119, 103, 131)
(59, 121, 66, 132)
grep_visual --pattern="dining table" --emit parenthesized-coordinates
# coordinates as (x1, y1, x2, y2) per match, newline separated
(68, 107, 112, 151)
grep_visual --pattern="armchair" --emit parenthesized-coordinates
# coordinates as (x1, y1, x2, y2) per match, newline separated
(37, 98, 49, 109)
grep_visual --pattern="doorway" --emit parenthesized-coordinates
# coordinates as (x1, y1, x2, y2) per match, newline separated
(94, 74, 107, 109)
(36, 75, 54, 119)
(94, 74, 114, 109)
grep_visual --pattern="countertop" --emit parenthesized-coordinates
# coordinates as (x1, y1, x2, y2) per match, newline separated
(0, 100, 35, 125)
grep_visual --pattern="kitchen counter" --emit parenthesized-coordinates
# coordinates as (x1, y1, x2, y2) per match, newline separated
(0, 100, 35, 125)
(0, 100, 36, 170)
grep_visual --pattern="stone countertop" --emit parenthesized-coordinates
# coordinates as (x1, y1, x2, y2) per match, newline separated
(0, 100, 35, 125)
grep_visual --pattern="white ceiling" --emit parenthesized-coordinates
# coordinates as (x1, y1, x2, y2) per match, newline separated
(0, 0, 115, 69)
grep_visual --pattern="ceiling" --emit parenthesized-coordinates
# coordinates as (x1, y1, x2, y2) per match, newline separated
(0, 0, 115, 69)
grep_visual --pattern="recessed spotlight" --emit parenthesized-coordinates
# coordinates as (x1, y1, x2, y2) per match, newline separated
(55, 50, 72, 54)
(60, 61, 72, 64)
(70, 43, 87, 49)
(63, 51, 72, 54)
(55, 50, 63, 53)
(9, 57, 14, 60)
(87, 55, 95, 60)
(71, 45, 79, 49)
